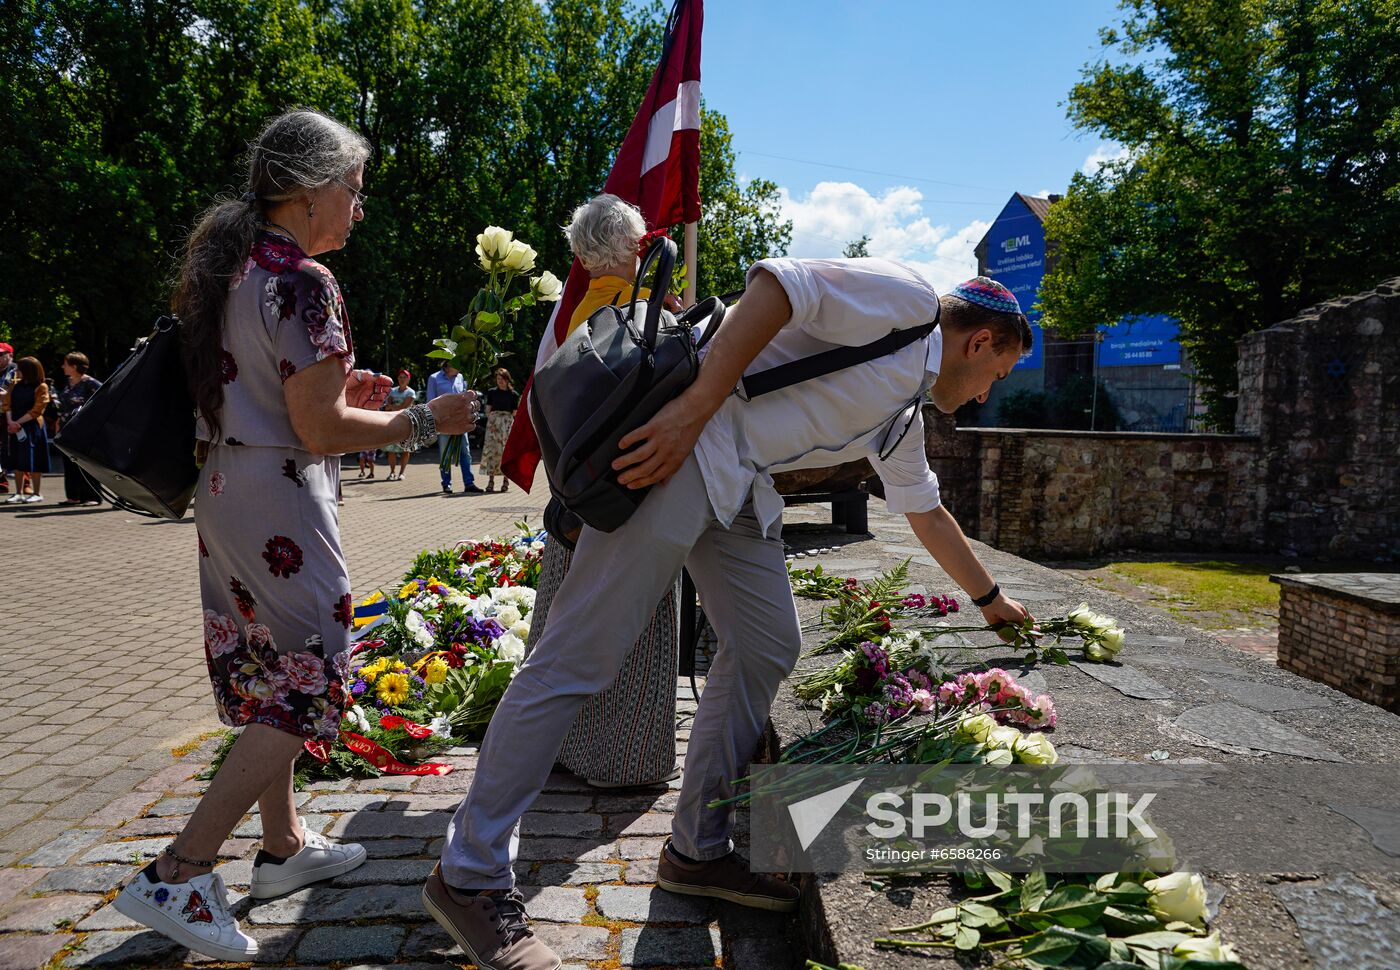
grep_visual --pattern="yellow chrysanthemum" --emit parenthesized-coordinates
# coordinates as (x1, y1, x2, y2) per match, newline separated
(399, 580, 422, 599)
(424, 659, 449, 685)
(358, 658, 389, 683)
(376, 672, 411, 706)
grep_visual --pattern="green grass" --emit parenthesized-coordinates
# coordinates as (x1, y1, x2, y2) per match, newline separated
(1104, 560, 1279, 626)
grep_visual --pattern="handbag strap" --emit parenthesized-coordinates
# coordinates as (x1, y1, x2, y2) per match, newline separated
(740, 316, 938, 399)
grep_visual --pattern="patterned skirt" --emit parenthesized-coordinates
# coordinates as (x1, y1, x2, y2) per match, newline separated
(480, 411, 514, 476)
(195, 444, 354, 742)
(525, 539, 679, 784)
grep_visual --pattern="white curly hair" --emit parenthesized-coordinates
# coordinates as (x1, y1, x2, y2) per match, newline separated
(563, 193, 647, 273)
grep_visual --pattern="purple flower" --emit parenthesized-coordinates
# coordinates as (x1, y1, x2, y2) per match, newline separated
(351, 681, 368, 696)
(901, 593, 927, 609)
(863, 701, 888, 725)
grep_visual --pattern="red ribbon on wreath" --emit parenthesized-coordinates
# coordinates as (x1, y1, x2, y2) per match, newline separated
(378, 715, 435, 739)
(341, 731, 453, 776)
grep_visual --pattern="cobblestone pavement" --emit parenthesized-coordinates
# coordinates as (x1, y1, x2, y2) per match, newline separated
(0, 455, 796, 968)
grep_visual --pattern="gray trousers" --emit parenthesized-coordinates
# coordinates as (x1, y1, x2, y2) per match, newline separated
(441, 455, 802, 888)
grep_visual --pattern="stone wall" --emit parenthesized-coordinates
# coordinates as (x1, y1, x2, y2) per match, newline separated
(926, 276, 1400, 560)
(1274, 574, 1400, 713)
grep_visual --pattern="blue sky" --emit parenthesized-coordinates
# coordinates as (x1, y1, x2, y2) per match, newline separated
(699, 0, 1129, 290)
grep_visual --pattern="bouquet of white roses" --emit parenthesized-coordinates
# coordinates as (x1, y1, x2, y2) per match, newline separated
(429, 226, 562, 471)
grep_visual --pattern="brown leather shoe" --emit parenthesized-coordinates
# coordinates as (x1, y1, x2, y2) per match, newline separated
(656, 840, 799, 912)
(421, 864, 561, 970)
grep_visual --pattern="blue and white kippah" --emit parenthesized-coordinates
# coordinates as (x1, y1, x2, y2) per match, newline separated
(952, 276, 1024, 315)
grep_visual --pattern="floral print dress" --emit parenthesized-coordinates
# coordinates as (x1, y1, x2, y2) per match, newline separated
(195, 231, 356, 742)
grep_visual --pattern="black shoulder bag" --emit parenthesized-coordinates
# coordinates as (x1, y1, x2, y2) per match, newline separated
(54, 315, 199, 519)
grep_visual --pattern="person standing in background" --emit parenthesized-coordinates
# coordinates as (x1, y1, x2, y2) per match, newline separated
(4, 356, 51, 503)
(381, 369, 417, 481)
(428, 363, 482, 494)
(0, 342, 16, 495)
(56, 352, 103, 506)
(480, 367, 518, 493)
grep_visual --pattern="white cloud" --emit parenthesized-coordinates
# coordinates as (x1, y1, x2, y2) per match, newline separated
(775, 180, 989, 293)
(1082, 142, 1130, 174)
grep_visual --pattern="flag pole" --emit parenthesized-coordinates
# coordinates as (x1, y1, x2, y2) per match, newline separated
(683, 221, 698, 307)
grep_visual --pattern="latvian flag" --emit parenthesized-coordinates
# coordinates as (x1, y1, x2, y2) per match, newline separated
(501, 0, 703, 491)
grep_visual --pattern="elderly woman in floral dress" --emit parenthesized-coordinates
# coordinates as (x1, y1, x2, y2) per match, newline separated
(110, 109, 475, 961)
(521, 193, 682, 789)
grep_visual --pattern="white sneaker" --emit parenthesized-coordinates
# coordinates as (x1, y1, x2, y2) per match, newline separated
(112, 866, 257, 962)
(4, 494, 23, 504)
(23, 494, 42, 503)
(249, 824, 367, 899)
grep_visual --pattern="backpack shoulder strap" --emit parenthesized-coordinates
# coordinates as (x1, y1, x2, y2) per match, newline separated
(740, 317, 937, 399)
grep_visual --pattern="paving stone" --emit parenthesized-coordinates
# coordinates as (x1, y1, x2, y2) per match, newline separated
(621, 926, 721, 966)
(186, 925, 300, 965)
(329, 811, 451, 839)
(526, 862, 622, 885)
(1071, 661, 1176, 699)
(523, 811, 602, 837)
(410, 772, 471, 794)
(1173, 703, 1344, 761)
(998, 586, 1065, 603)
(1132, 650, 1245, 675)
(136, 763, 200, 793)
(388, 795, 464, 812)
(542, 772, 595, 793)
(76, 901, 142, 931)
(33, 865, 134, 895)
(0, 893, 101, 932)
(619, 837, 667, 860)
(116, 815, 188, 837)
(606, 812, 675, 839)
(80, 792, 160, 828)
(70, 929, 186, 966)
(247, 792, 313, 814)
(245, 884, 425, 924)
(1274, 874, 1400, 969)
(306, 793, 389, 812)
(218, 858, 254, 888)
(625, 858, 660, 884)
(517, 885, 588, 922)
(516, 838, 617, 862)
(597, 791, 679, 814)
(807, 557, 879, 574)
(0, 867, 51, 909)
(1326, 804, 1400, 856)
(364, 838, 429, 858)
(146, 796, 202, 817)
(19, 828, 109, 867)
(233, 812, 332, 839)
(0, 932, 69, 970)
(1197, 676, 1333, 712)
(303, 777, 354, 792)
(596, 885, 713, 923)
(533, 924, 612, 961)
(728, 934, 797, 968)
(330, 858, 436, 887)
(79, 837, 256, 864)
(366, 776, 417, 792)
(296, 925, 405, 963)
(527, 792, 595, 813)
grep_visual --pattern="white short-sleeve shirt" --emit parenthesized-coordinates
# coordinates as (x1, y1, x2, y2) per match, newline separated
(693, 256, 944, 536)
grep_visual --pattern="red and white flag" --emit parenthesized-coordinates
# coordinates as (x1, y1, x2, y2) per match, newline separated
(502, 0, 703, 491)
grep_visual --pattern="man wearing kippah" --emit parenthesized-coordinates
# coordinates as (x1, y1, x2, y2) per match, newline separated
(426, 259, 1034, 970)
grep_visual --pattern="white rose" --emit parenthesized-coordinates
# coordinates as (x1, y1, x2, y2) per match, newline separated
(499, 240, 537, 273)
(347, 705, 372, 733)
(1100, 626, 1126, 655)
(986, 725, 1023, 750)
(978, 746, 1015, 765)
(1013, 732, 1058, 764)
(955, 712, 997, 744)
(1067, 602, 1095, 629)
(531, 270, 563, 302)
(429, 715, 452, 739)
(495, 605, 522, 628)
(1145, 871, 1208, 926)
(475, 226, 513, 264)
(495, 632, 525, 664)
(1084, 641, 1113, 662)
(1174, 932, 1236, 963)
(510, 620, 530, 641)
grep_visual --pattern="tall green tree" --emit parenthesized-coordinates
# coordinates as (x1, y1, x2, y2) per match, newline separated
(1038, 0, 1400, 427)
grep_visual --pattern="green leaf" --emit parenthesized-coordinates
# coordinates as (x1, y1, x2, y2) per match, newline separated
(1025, 885, 1108, 929)
(426, 349, 455, 360)
(1101, 904, 1161, 934)
(1022, 868, 1049, 912)
(959, 901, 1002, 928)
(986, 868, 1016, 893)
(1121, 930, 1193, 951)
(1015, 931, 1080, 965)
(952, 923, 980, 951)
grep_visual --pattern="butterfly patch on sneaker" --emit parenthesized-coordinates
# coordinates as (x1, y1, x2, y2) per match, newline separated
(182, 890, 214, 923)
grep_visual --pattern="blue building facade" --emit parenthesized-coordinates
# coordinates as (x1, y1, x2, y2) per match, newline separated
(969, 193, 1195, 431)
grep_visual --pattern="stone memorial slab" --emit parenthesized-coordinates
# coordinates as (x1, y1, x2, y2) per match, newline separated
(1071, 661, 1176, 699)
(1326, 804, 1400, 857)
(1001, 667, 1048, 695)
(1274, 874, 1400, 969)
(1133, 651, 1245, 676)
(809, 558, 879, 573)
(879, 545, 927, 557)
(1197, 676, 1332, 712)
(1173, 703, 1344, 761)
(999, 586, 1064, 603)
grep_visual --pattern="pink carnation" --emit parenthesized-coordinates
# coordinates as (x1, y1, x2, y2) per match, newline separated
(937, 681, 966, 706)
(910, 688, 935, 713)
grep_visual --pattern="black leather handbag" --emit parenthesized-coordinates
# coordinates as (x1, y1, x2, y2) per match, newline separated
(53, 315, 198, 519)
(531, 236, 725, 533)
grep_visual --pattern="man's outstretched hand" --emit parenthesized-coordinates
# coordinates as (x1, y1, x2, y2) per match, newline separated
(612, 395, 709, 489)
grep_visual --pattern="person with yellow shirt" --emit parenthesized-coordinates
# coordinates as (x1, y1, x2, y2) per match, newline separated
(520, 193, 682, 790)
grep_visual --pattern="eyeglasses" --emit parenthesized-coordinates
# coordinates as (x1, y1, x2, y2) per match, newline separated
(876, 394, 925, 461)
(337, 179, 367, 210)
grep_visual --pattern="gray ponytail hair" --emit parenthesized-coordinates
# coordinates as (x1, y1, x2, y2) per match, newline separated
(175, 109, 370, 439)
